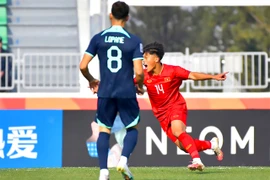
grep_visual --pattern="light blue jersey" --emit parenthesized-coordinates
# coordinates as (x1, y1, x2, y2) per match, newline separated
(111, 115, 125, 133)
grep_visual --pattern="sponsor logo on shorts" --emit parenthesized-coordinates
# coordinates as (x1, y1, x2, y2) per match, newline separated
(172, 115, 179, 118)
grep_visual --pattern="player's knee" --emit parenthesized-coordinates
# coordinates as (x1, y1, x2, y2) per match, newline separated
(126, 124, 138, 130)
(171, 120, 186, 137)
(172, 130, 185, 137)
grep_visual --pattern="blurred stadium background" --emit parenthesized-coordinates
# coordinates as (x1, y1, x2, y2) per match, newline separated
(0, 0, 270, 177)
(0, 0, 269, 93)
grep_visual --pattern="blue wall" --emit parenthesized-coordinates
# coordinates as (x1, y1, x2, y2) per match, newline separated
(0, 110, 63, 168)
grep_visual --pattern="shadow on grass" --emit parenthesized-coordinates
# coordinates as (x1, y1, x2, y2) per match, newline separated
(192, 170, 226, 175)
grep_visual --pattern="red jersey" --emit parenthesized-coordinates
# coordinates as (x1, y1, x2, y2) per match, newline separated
(144, 64, 190, 118)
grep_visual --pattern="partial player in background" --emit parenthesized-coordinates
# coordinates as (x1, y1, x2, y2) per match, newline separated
(140, 42, 226, 171)
(111, 115, 126, 149)
(86, 115, 126, 168)
(79, 1, 144, 180)
(0, 36, 13, 92)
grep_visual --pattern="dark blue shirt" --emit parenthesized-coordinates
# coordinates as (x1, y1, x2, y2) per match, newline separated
(86, 26, 143, 98)
(1, 48, 12, 87)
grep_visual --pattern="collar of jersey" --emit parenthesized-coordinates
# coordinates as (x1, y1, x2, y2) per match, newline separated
(151, 64, 164, 76)
(101, 26, 130, 38)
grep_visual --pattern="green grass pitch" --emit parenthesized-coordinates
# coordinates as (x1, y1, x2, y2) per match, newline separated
(0, 167, 270, 180)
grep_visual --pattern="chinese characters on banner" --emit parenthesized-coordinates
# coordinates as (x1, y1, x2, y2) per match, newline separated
(0, 126, 38, 159)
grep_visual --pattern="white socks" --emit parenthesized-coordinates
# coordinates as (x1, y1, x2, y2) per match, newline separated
(211, 140, 217, 149)
(193, 158, 203, 164)
(118, 156, 128, 165)
(100, 168, 109, 176)
(100, 156, 128, 178)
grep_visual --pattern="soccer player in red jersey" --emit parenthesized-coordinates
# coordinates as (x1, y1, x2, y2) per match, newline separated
(142, 42, 226, 171)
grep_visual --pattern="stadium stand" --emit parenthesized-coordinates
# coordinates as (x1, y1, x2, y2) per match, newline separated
(7, 0, 79, 54)
(0, 7, 7, 25)
(4, 0, 81, 92)
(0, 0, 269, 93)
(0, 26, 7, 49)
(0, 0, 7, 5)
(0, 1, 8, 50)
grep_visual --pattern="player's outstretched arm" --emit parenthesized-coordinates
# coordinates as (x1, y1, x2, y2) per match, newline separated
(80, 53, 99, 93)
(188, 72, 228, 81)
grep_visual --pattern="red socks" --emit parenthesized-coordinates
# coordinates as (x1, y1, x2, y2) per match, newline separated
(193, 139, 211, 152)
(178, 133, 200, 159)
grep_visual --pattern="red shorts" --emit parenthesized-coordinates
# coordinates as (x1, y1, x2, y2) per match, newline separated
(158, 103, 187, 143)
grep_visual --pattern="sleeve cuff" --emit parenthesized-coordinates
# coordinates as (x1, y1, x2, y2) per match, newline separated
(133, 57, 143, 61)
(85, 52, 94, 57)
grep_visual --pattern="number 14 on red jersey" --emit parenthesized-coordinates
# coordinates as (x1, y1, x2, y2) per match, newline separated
(155, 84, 165, 94)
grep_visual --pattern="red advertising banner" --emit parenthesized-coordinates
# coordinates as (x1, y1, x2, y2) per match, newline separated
(0, 97, 270, 110)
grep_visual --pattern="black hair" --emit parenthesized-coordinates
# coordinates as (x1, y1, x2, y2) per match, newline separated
(111, 1, 129, 20)
(143, 42, 165, 60)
